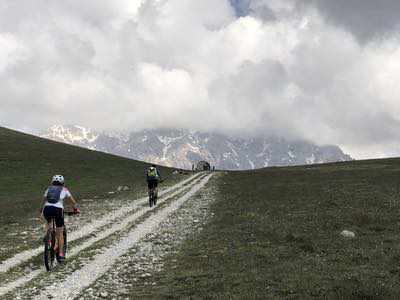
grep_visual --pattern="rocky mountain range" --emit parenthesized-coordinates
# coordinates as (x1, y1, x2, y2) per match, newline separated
(41, 125, 352, 170)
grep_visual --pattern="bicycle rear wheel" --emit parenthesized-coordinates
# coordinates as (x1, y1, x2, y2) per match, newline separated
(148, 188, 153, 207)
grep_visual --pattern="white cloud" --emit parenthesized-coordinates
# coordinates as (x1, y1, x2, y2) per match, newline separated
(1, 0, 400, 159)
(0, 33, 29, 73)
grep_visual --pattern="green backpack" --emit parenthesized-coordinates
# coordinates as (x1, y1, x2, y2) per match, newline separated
(147, 168, 158, 180)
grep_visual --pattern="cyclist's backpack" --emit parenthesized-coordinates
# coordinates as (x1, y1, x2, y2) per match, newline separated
(147, 168, 158, 180)
(46, 186, 63, 204)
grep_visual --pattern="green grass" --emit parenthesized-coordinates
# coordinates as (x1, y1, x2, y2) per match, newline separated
(4, 125, 400, 297)
(0, 126, 184, 259)
(145, 159, 400, 298)
(0, 126, 179, 213)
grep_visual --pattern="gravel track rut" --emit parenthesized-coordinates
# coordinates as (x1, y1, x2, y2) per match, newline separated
(0, 173, 208, 298)
(0, 173, 202, 274)
(35, 173, 213, 300)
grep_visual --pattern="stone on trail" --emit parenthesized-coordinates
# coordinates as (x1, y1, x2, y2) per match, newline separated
(100, 291, 109, 298)
(340, 230, 355, 238)
(117, 185, 130, 192)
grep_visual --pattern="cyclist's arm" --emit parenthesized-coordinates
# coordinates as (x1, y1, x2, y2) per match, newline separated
(39, 197, 45, 217)
(40, 190, 48, 216)
(67, 195, 78, 207)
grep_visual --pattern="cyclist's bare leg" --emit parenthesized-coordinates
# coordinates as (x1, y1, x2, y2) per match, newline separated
(41, 213, 49, 232)
(56, 227, 64, 255)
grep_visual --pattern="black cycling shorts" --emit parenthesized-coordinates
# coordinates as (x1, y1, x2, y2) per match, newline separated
(43, 206, 64, 228)
(147, 180, 158, 189)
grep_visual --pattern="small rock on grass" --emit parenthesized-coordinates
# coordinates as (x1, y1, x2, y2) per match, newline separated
(100, 291, 109, 298)
(340, 230, 355, 238)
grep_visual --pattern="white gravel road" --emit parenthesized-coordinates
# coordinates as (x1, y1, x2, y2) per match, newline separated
(0, 173, 205, 297)
(35, 174, 213, 300)
(0, 172, 201, 274)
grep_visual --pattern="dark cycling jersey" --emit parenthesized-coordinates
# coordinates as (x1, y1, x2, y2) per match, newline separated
(146, 168, 161, 182)
(147, 180, 158, 190)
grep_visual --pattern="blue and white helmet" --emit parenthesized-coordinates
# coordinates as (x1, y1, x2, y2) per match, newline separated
(52, 175, 65, 185)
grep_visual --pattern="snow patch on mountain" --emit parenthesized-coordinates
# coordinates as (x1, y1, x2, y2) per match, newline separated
(43, 125, 98, 145)
(40, 125, 353, 170)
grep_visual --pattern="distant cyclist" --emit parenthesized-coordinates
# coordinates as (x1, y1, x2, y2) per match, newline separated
(146, 164, 161, 200)
(40, 175, 79, 261)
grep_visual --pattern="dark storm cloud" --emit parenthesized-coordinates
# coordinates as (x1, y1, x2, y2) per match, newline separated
(300, 0, 400, 42)
(233, 0, 400, 42)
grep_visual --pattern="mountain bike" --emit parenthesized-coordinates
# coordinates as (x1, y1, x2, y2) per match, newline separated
(148, 179, 164, 207)
(148, 186, 157, 207)
(43, 210, 79, 271)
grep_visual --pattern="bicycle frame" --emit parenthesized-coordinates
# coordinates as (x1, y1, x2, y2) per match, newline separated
(43, 215, 70, 271)
(149, 186, 157, 207)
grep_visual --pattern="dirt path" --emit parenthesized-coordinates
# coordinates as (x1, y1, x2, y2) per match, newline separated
(85, 173, 218, 299)
(35, 174, 213, 300)
(0, 172, 202, 274)
(0, 172, 214, 299)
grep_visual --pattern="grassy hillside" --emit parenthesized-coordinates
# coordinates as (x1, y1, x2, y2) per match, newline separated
(144, 159, 400, 298)
(0, 126, 179, 226)
(4, 125, 400, 297)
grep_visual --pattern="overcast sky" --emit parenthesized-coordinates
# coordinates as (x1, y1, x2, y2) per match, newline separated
(1, 0, 400, 159)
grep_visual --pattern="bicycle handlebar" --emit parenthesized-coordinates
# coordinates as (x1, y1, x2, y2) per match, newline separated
(65, 212, 80, 216)
(65, 208, 80, 216)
